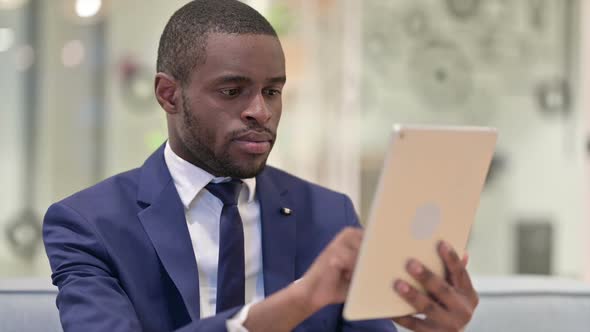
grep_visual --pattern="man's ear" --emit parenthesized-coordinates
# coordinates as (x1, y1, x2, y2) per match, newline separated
(155, 73, 181, 115)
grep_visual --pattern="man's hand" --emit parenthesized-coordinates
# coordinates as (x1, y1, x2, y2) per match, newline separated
(244, 227, 365, 332)
(392, 241, 479, 332)
(298, 227, 363, 311)
(246, 230, 477, 332)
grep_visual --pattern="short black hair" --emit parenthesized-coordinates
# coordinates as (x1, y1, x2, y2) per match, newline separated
(157, 0, 278, 85)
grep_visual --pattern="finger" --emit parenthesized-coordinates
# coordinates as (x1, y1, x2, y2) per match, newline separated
(438, 241, 473, 292)
(392, 315, 436, 332)
(438, 243, 480, 311)
(406, 258, 475, 319)
(438, 241, 462, 285)
(462, 252, 469, 268)
(328, 245, 358, 271)
(337, 227, 363, 251)
(335, 231, 363, 263)
(393, 279, 458, 330)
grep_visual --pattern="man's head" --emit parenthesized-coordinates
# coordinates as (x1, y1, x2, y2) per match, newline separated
(155, 0, 286, 179)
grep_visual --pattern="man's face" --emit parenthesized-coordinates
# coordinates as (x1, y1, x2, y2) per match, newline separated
(176, 33, 286, 178)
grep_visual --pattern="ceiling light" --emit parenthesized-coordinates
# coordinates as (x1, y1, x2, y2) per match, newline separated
(75, 0, 102, 18)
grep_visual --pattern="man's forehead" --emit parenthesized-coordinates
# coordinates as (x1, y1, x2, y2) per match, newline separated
(209, 74, 287, 85)
(190, 32, 285, 81)
(204, 31, 283, 51)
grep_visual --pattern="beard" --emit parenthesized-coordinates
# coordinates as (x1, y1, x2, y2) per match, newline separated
(179, 93, 274, 179)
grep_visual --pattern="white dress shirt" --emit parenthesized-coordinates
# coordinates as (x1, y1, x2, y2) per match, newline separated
(164, 142, 264, 330)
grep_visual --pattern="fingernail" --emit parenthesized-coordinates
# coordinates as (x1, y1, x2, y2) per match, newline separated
(394, 280, 409, 293)
(408, 259, 423, 275)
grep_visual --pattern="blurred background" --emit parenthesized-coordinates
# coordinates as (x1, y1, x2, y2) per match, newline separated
(1, 0, 589, 282)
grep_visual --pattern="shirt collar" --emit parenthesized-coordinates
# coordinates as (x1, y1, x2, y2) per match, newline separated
(164, 141, 257, 208)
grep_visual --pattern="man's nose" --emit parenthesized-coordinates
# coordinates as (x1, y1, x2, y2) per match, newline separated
(241, 93, 271, 125)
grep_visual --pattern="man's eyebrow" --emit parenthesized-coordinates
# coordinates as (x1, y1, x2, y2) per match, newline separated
(213, 75, 286, 85)
(215, 75, 252, 84)
(267, 76, 287, 85)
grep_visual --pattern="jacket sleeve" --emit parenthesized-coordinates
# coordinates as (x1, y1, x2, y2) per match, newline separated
(339, 195, 398, 332)
(43, 202, 240, 332)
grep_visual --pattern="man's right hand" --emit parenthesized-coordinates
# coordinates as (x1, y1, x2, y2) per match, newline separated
(298, 227, 364, 311)
(243, 227, 364, 332)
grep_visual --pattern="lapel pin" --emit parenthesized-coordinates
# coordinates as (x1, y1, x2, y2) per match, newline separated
(280, 207, 292, 216)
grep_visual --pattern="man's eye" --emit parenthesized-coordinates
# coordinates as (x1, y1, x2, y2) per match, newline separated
(220, 88, 241, 97)
(264, 89, 281, 96)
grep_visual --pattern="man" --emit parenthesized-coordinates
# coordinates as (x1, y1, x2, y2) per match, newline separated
(43, 1, 478, 331)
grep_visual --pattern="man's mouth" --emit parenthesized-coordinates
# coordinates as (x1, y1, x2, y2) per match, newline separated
(232, 131, 274, 155)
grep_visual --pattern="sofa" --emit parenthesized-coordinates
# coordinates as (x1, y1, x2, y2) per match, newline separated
(2, 276, 590, 332)
(397, 275, 590, 332)
(0, 278, 62, 332)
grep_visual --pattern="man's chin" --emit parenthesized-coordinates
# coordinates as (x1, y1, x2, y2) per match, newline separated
(222, 159, 268, 179)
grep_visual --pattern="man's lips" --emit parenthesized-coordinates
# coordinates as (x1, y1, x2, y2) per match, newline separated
(234, 131, 274, 142)
(232, 131, 274, 154)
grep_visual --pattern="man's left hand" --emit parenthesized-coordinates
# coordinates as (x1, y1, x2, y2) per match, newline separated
(392, 241, 479, 332)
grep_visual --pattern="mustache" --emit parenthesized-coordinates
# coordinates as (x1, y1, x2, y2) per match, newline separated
(229, 126, 276, 141)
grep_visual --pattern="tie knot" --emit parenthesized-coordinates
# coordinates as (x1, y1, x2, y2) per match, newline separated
(205, 179, 242, 206)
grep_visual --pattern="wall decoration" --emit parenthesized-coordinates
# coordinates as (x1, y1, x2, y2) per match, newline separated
(445, 0, 481, 20)
(408, 40, 474, 109)
(363, 1, 402, 62)
(529, 0, 548, 32)
(362, 0, 577, 122)
(403, 7, 430, 39)
(477, 29, 530, 67)
(534, 78, 570, 116)
(5, 209, 41, 260)
(360, 1, 580, 279)
(479, 0, 509, 26)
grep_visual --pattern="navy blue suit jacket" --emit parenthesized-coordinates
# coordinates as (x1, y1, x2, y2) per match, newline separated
(43, 146, 397, 332)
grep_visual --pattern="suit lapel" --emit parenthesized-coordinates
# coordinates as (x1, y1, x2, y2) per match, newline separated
(136, 147, 298, 316)
(256, 169, 297, 296)
(136, 146, 201, 320)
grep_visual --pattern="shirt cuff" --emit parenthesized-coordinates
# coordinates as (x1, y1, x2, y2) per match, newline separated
(226, 302, 255, 332)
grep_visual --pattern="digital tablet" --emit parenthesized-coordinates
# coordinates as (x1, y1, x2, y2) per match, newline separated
(343, 124, 497, 321)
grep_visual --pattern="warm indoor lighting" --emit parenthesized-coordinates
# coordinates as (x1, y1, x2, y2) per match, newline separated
(0, 27, 15, 52)
(75, 0, 102, 18)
